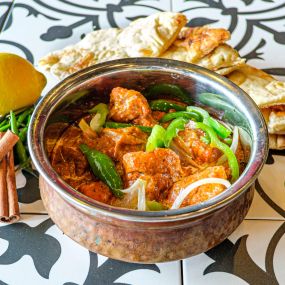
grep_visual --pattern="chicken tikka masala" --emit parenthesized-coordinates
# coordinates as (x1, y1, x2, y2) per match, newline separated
(49, 84, 248, 211)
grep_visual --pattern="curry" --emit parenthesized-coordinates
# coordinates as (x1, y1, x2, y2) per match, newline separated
(49, 84, 248, 211)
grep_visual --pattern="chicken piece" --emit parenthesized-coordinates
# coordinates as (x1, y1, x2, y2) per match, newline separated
(92, 127, 148, 161)
(165, 166, 228, 208)
(122, 148, 184, 200)
(178, 128, 222, 165)
(109, 87, 156, 126)
(78, 181, 112, 204)
(51, 126, 94, 189)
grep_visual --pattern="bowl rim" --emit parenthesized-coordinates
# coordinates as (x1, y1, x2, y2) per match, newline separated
(28, 57, 268, 223)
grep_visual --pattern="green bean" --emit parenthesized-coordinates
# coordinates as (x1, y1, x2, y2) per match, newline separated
(10, 110, 29, 165)
(17, 108, 32, 125)
(0, 123, 10, 132)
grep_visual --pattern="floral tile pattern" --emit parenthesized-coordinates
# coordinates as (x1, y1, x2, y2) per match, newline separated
(0, 0, 285, 284)
(0, 215, 181, 285)
(183, 220, 285, 285)
(0, 0, 13, 31)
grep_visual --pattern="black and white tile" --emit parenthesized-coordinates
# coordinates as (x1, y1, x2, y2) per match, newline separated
(0, 0, 285, 284)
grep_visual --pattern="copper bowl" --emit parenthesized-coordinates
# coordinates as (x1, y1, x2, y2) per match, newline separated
(28, 58, 268, 263)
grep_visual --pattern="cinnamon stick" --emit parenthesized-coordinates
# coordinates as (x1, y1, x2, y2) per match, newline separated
(0, 130, 19, 161)
(6, 150, 20, 222)
(0, 132, 20, 223)
(0, 139, 8, 220)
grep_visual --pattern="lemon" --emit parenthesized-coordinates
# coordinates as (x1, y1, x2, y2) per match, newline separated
(0, 53, 47, 116)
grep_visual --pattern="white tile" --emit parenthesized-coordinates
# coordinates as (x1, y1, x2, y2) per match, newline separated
(15, 169, 47, 214)
(183, 220, 285, 285)
(116, 260, 182, 285)
(0, 0, 171, 64)
(246, 155, 285, 220)
(0, 214, 181, 285)
(0, 1, 12, 30)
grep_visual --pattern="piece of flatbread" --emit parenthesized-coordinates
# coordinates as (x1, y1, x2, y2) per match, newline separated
(262, 107, 285, 135)
(269, 134, 285, 150)
(195, 44, 245, 74)
(39, 28, 127, 79)
(39, 13, 187, 78)
(261, 109, 285, 149)
(162, 26, 230, 63)
(162, 43, 245, 75)
(118, 12, 187, 57)
(227, 64, 285, 108)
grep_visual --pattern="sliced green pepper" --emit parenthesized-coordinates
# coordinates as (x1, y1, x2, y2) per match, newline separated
(144, 84, 192, 104)
(146, 125, 166, 152)
(164, 117, 188, 147)
(187, 106, 231, 139)
(160, 111, 201, 123)
(80, 144, 124, 198)
(88, 103, 109, 132)
(146, 200, 165, 211)
(150, 100, 186, 112)
(224, 137, 232, 146)
(195, 122, 239, 182)
(104, 121, 152, 133)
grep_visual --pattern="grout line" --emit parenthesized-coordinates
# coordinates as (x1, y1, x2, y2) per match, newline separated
(244, 218, 285, 222)
(0, 0, 14, 33)
(20, 212, 49, 216)
(180, 259, 184, 285)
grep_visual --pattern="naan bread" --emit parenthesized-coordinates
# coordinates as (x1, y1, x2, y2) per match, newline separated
(269, 134, 285, 150)
(118, 12, 187, 57)
(162, 43, 244, 75)
(39, 28, 127, 79)
(162, 26, 230, 62)
(195, 44, 245, 74)
(227, 64, 285, 108)
(262, 107, 285, 134)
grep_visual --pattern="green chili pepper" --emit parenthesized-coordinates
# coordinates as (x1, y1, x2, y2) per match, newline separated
(164, 117, 188, 147)
(10, 110, 29, 165)
(195, 122, 239, 182)
(146, 200, 165, 211)
(79, 144, 124, 198)
(144, 84, 192, 104)
(160, 111, 201, 123)
(150, 100, 186, 112)
(88, 103, 109, 132)
(104, 121, 152, 133)
(187, 106, 231, 139)
(146, 125, 166, 152)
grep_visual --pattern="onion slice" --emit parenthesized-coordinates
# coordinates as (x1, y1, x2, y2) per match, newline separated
(121, 179, 147, 211)
(171, 178, 231, 209)
(217, 126, 239, 165)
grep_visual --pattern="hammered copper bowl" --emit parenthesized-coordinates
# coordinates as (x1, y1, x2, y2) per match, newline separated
(28, 58, 268, 263)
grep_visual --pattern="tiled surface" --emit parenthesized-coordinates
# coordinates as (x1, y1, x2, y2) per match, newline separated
(183, 220, 285, 285)
(0, 215, 181, 285)
(0, 0, 285, 284)
(0, 0, 13, 31)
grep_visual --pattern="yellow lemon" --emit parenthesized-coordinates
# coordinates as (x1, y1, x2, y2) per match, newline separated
(0, 53, 47, 116)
